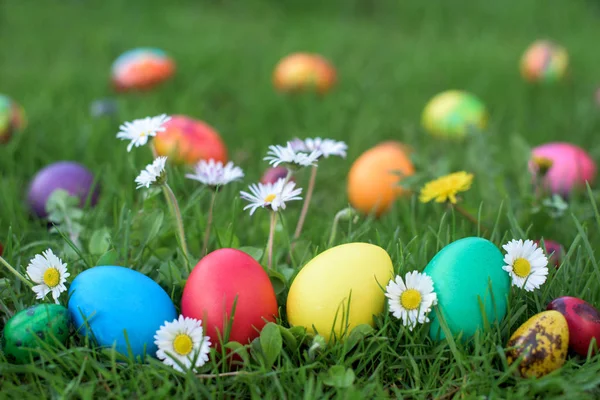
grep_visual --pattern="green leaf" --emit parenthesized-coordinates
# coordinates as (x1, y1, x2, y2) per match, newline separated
(89, 228, 111, 254)
(215, 225, 240, 249)
(97, 249, 118, 266)
(224, 341, 249, 366)
(268, 270, 287, 295)
(321, 366, 355, 388)
(278, 325, 298, 352)
(237, 246, 264, 261)
(259, 322, 282, 369)
(344, 324, 374, 351)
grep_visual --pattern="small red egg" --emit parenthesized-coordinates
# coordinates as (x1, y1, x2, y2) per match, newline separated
(547, 297, 600, 356)
(535, 239, 563, 267)
(260, 167, 294, 184)
(0, 241, 3, 256)
(181, 249, 278, 347)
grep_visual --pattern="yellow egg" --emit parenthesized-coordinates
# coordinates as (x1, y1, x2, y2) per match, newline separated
(286, 243, 393, 342)
(506, 310, 569, 378)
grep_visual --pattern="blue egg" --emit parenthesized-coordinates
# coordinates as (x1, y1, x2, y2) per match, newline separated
(68, 266, 176, 359)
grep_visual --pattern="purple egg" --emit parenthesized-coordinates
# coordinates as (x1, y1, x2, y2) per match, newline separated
(27, 161, 100, 217)
(530, 142, 597, 196)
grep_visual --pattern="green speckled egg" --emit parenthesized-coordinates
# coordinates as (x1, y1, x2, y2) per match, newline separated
(423, 237, 510, 340)
(506, 310, 569, 378)
(2, 304, 70, 363)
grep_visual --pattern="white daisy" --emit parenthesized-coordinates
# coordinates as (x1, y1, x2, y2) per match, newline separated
(185, 159, 244, 188)
(26, 249, 70, 304)
(135, 156, 168, 189)
(385, 271, 438, 331)
(154, 315, 211, 372)
(240, 178, 302, 215)
(117, 114, 171, 152)
(502, 239, 549, 292)
(264, 143, 321, 168)
(295, 137, 348, 159)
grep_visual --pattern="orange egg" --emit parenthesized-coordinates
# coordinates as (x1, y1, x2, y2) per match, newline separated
(273, 53, 336, 94)
(347, 142, 415, 216)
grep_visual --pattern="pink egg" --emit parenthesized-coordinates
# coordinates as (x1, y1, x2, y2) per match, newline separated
(530, 142, 596, 195)
(535, 239, 563, 267)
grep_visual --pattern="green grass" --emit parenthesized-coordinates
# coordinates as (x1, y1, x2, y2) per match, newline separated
(2, 0, 600, 398)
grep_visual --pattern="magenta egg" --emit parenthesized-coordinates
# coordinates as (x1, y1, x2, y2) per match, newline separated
(547, 297, 600, 356)
(535, 239, 563, 267)
(27, 161, 100, 217)
(530, 142, 596, 196)
(260, 166, 294, 184)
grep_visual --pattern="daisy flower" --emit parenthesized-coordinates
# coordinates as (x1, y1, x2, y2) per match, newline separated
(294, 137, 348, 159)
(264, 143, 321, 168)
(26, 249, 70, 304)
(117, 114, 171, 152)
(154, 315, 211, 372)
(185, 159, 244, 188)
(502, 239, 549, 291)
(419, 171, 474, 204)
(240, 178, 302, 215)
(135, 156, 168, 189)
(385, 271, 437, 330)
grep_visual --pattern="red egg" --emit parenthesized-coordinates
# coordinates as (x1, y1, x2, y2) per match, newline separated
(181, 248, 278, 347)
(535, 239, 563, 267)
(547, 297, 600, 356)
(0, 241, 3, 256)
(260, 167, 294, 184)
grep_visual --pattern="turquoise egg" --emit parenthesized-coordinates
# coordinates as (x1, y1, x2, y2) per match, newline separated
(423, 237, 509, 340)
(68, 266, 176, 359)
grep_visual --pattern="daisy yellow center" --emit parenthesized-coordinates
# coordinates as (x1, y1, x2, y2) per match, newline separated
(400, 289, 422, 310)
(264, 193, 277, 203)
(513, 258, 531, 278)
(173, 334, 193, 355)
(43, 268, 60, 288)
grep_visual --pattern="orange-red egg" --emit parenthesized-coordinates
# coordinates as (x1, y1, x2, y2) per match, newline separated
(273, 53, 336, 94)
(111, 48, 175, 92)
(347, 142, 415, 216)
(153, 115, 228, 165)
(181, 249, 278, 347)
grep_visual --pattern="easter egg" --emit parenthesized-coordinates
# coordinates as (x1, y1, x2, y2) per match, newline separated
(153, 115, 228, 165)
(0, 94, 26, 144)
(27, 161, 100, 218)
(347, 141, 415, 216)
(0, 241, 3, 256)
(68, 266, 177, 359)
(112, 48, 175, 91)
(2, 304, 70, 364)
(421, 90, 487, 139)
(287, 243, 393, 342)
(530, 142, 596, 196)
(181, 249, 278, 347)
(520, 40, 568, 84)
(261, 167, 293, 184)
(273, 53, 336, 94)
(535, 239, 563, 267)
(424, 237, 510, 340)
(506, 310, 569, 378)
(547, 297, 600, 356)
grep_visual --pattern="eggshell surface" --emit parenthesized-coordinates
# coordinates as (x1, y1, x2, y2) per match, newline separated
(112, 48, 175, 91)
(181, 248, 278, 347)
(286, 243, 393, 342)
(520, 40, 568, 84)
(153, 115, 227, 165)
(347, 142, 415, 216)
(547, 297, 600, 356)
(27, 161, 100, 218)
(0, 94, 26, 144)
(424, 237, 510, 340)
(530, 142, 596, 196)
(68, 266, 177, 359)
(273, 53, 336, 94)
(506, 310, 569, 378)
(2, 304, 70, 364)
(422, 90, 487, 139)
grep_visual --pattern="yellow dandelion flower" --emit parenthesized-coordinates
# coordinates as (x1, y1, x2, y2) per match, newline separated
(531, 155, 554, 176)
(419, 171, 474, 204)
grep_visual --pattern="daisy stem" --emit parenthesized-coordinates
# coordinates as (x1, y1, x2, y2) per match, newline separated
(0, 256, 33, 288)
(327, 209, 345, 247)
(202, 190, 218, 257)
(267, 211, 277, 270)
(293, 165, 317, 240)
(162, 184, 191, 271)
(151, 143, 158, 159)
(450, 203, 489, 234)
(283, 168, 294, 185)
